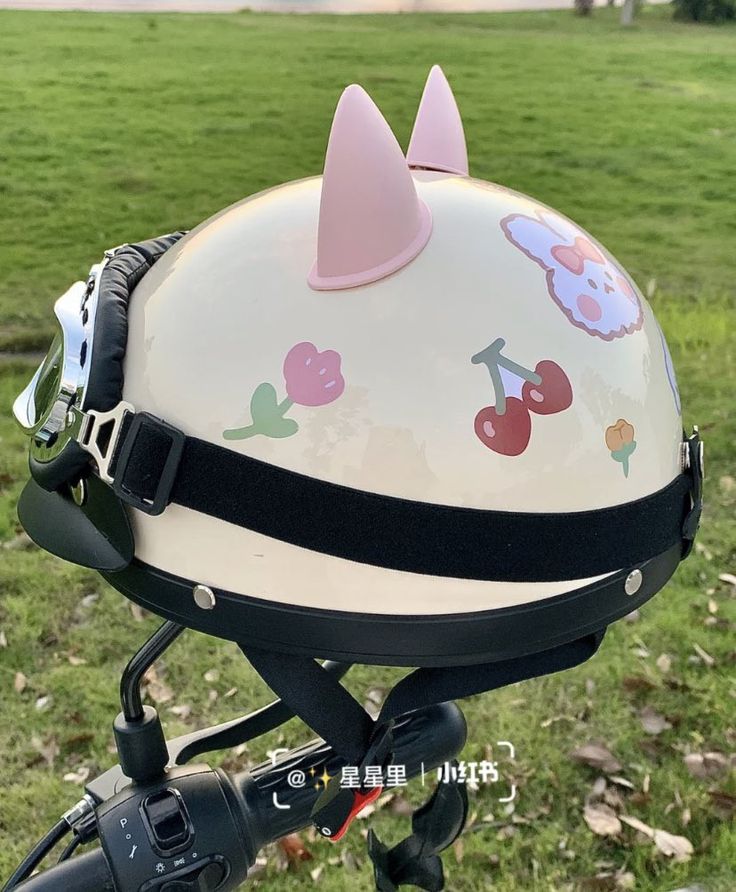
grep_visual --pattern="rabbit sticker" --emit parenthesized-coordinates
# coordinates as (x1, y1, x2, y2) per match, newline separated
(501, 210, 643, 341)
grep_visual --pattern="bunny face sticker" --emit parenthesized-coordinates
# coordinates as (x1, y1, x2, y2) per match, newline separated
(502, 210, 643, 341)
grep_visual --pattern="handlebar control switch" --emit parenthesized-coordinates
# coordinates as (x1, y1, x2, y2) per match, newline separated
(142, 789, 193, 855)
(146, 856, 227, 891)
(97, 766, 254, 892)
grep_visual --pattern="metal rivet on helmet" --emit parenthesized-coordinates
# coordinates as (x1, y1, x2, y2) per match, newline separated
(193, 584, 216, 610)
(624, 569, 643, 596)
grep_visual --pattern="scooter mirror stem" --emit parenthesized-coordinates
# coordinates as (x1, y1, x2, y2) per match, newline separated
(120, 621, 185, 722)
(114, 620, 185, 784)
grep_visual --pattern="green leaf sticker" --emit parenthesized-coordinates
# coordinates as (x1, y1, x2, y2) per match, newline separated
(223, 383, 297, 440)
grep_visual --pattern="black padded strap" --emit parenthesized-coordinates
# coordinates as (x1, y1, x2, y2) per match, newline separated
(241, 631, 604, 766)
(85, 233, 186, 413)
(111, 413, 700, 582)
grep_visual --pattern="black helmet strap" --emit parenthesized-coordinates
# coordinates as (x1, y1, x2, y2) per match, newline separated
(243, 631, 604, 769)
(241, 627, 604, 880)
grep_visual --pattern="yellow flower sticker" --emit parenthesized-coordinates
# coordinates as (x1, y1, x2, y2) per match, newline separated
(606, 419, 637, 477)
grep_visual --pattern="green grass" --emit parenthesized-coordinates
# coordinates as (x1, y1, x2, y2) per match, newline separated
(1, 5, 735, 890)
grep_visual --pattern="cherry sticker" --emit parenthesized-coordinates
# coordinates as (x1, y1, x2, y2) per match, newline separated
(471, 340, 573, 456)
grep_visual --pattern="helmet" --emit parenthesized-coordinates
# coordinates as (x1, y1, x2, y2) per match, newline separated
(14, 67, 701, 681)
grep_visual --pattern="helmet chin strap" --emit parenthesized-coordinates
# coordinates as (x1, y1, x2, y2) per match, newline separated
(241, 630, 605, 890)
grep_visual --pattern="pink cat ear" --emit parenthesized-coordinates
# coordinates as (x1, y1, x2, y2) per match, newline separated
(407, 65, 468, 177)
(308, 84, 432, 291)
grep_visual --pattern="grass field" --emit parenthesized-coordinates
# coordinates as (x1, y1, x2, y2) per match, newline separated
(1, 5, 735, 890)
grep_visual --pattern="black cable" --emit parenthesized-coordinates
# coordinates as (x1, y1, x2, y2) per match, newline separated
(2, 819, 70, 890)
(57, 834, 81, 863)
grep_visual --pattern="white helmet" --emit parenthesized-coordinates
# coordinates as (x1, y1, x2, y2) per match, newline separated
(15, 67, 701, 678)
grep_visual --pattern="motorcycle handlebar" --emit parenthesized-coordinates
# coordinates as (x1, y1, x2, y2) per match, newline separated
(12, 703, 467, 892)
(15, 850, 115, 892)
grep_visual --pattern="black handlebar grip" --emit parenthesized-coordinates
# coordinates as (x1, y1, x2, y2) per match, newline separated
(233, 702, 468, 850)
(15, 849, 115, 892)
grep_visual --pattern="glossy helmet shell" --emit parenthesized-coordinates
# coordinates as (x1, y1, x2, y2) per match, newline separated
(118, 68, 682, 635)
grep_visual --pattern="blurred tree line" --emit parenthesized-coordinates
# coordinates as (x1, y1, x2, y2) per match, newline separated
(574, 0, 734, 24)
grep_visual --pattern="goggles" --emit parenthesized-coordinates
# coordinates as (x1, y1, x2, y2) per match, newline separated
(13, 255, 107, 487)
(13, 235, 185, 498)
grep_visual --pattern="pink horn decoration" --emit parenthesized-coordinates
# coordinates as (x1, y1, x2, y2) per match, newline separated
(407, 65, 468, 177)
(308, 84, 432, 291)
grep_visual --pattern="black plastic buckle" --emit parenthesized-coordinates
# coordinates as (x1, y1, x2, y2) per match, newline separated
(112, 412, 185, 516)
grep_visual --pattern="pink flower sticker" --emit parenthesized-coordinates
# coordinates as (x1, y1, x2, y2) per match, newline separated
(283, 342, 345, 407)
(224, 341, 345, 441)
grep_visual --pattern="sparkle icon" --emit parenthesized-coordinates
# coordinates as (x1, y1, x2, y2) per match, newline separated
(316, 767, 331, 790)
(155, 863, 165, 874)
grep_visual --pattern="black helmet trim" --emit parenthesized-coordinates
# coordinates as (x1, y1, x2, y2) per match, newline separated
(99, 409, 701, 583)
(102, 544, 681, 667)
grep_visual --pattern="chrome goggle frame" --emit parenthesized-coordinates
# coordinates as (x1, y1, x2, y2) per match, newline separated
(12, 252, 112, 472)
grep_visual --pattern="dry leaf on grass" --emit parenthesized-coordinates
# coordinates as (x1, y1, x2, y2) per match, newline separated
(584, 803, 622, 837)
(622, 676, 656, 694)
(0, 630, 8, 648)
(655, 653, 672, 673)
(247, 856, 268, 879)
(652, 828, 693, 862)
(577, 871, 634, 891)
(708, 790, 736, 818)
(570, 742, 622, 774)
(638, 706, 672, 735)
(14, 671, 27, 693)
(718, 573, 736, 587)
(143, 666, 173, 704)
(278, 833, 313, 865)
(341, 850, 360, 871)
(608, 775, 635, 790)
(31, 734, 60, 767)
(63, 766, 91, 784)
(683, 751, 730, 779)
(619, 813, 654, 837)
(692, 643, 716, 667)
(603, 788, 625, 811)
(620, 814, 693, 862)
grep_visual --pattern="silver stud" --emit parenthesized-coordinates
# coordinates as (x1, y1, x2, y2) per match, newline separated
(624, 569, 643, 596)
(193, 584, 216, 610)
